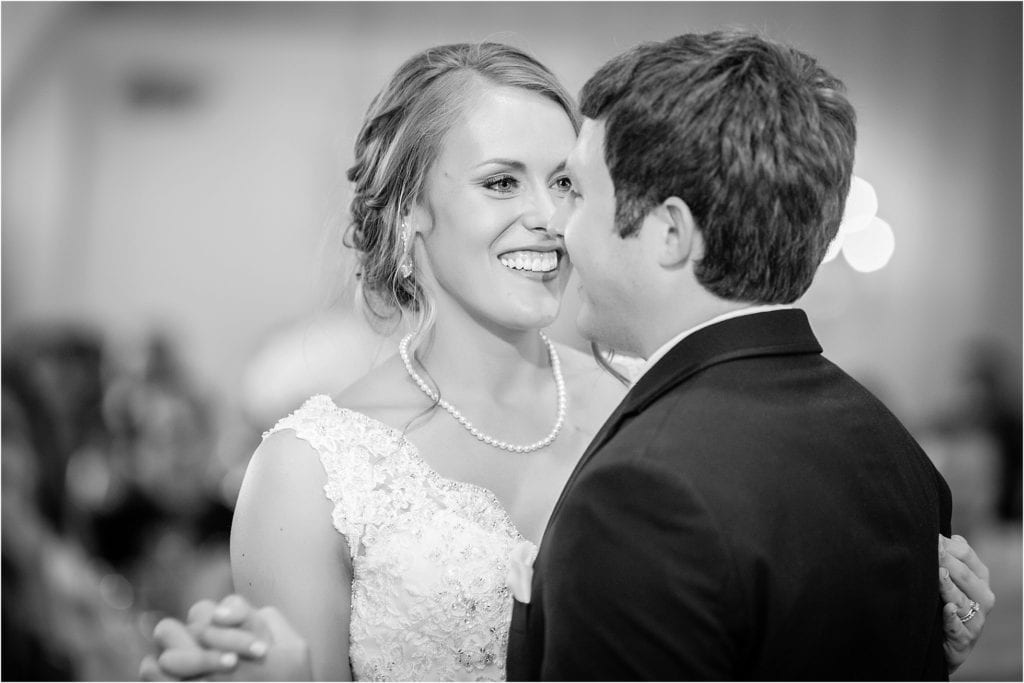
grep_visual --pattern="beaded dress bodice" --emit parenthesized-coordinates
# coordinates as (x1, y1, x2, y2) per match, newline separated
(265, 394, 529, 682)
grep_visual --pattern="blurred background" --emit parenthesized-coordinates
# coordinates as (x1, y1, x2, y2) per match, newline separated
(2, 2, 1020, 680)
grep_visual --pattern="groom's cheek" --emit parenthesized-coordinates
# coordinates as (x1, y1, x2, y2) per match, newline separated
(550, 200, 570, 238)
(562, 230, 584, 273)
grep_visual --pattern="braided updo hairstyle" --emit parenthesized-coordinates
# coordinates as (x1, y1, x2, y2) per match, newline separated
(344, 42, 579, 338)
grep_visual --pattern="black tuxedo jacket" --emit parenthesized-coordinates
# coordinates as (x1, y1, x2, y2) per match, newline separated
(507, 310, 951, 681)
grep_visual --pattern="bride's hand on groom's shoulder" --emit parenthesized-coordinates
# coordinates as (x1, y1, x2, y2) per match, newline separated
(938, 534, 996, 673)
(140, 594, 313, 681)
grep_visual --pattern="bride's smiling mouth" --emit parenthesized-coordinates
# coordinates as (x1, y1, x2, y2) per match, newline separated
(497, 249, 564, 278)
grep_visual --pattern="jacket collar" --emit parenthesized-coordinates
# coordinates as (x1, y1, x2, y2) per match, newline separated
(620, 308, 822, 420)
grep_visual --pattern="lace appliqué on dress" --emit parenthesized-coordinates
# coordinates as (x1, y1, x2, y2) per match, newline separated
(265, 395, 526, 682)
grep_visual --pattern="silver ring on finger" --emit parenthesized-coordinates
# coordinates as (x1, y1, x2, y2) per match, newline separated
(958, 600, 981, 623)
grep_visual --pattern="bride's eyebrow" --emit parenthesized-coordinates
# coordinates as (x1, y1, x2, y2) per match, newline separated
(544, 160, 569, 181)
(473, 158, 526, 172)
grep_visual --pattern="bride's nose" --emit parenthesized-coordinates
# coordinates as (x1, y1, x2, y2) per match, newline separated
(522, 186, 558, 234)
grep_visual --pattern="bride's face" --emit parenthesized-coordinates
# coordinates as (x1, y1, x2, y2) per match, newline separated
(409, 85, 576, 332)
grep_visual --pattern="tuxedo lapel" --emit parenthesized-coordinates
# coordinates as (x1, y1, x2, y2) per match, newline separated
(542, 309, 822, 538)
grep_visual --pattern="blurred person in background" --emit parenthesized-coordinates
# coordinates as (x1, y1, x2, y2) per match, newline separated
(101, 331, 234, 616)
(2, 357, 76, 680)
(961, 340, 1022, 525)
(142, 39, 994, 681)
(1, 326, 234, 680)
(7, 327, 108, 540)
(921, 339, 1023, 536)
(2, 336, 148, 680)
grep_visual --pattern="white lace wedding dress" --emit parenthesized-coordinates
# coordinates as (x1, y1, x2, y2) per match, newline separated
(265, 394, 530, 681)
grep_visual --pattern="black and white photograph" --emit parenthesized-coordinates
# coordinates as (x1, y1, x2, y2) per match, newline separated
(3, 2, 1021, 681)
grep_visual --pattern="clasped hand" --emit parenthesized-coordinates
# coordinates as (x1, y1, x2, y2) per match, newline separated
(140, 595, 313, 681)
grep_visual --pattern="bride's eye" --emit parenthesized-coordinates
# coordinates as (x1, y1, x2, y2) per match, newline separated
(483, 174, 519, 194)
(551, 175, 573, 197)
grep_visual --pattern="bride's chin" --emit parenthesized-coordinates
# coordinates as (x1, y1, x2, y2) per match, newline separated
(521, 300, 563, 330)
(483, 290, 564, 333)
(496, 312, 561, 336)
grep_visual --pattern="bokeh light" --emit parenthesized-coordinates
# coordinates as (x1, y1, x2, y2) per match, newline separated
(822, 235, 844, 264)
(824, 176, 880, 266)
(842, 216, 895, 273)
(840, 176, 878, 236)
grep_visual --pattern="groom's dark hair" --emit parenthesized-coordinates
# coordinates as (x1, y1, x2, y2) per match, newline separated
(579, 31, 857, 304)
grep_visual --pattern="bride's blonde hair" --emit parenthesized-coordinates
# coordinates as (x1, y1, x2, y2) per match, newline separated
(344, 42, 580, 349)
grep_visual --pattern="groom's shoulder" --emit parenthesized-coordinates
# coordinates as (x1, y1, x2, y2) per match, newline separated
(596, 353, 842, 472)
(601, 348, 944, 500)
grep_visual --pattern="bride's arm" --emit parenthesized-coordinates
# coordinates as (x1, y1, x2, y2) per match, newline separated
(229, 431, 354, 681)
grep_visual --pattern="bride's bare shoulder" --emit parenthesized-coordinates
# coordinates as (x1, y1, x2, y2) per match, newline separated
(243, 360, 416, 504)
(332, 353, 425, 428)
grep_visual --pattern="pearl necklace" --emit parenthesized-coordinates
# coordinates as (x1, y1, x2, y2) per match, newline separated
(398, 332, 567, 453)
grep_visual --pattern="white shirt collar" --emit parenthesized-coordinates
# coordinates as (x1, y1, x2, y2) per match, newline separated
(633, 304, 795, 383)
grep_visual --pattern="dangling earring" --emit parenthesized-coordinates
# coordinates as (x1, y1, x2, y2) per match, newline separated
(398, 220, 414, 279)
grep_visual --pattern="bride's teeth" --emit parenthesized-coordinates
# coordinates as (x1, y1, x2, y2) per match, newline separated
(499, 250, 558, 273)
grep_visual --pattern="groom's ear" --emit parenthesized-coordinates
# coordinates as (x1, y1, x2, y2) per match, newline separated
(647, 197, 702, 269)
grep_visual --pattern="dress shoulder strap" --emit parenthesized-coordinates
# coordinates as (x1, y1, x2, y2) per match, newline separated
(264, 394, 390, 559)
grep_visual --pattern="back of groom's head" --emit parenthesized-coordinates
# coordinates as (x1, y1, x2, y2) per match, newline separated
(580, 31, 857, 304)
